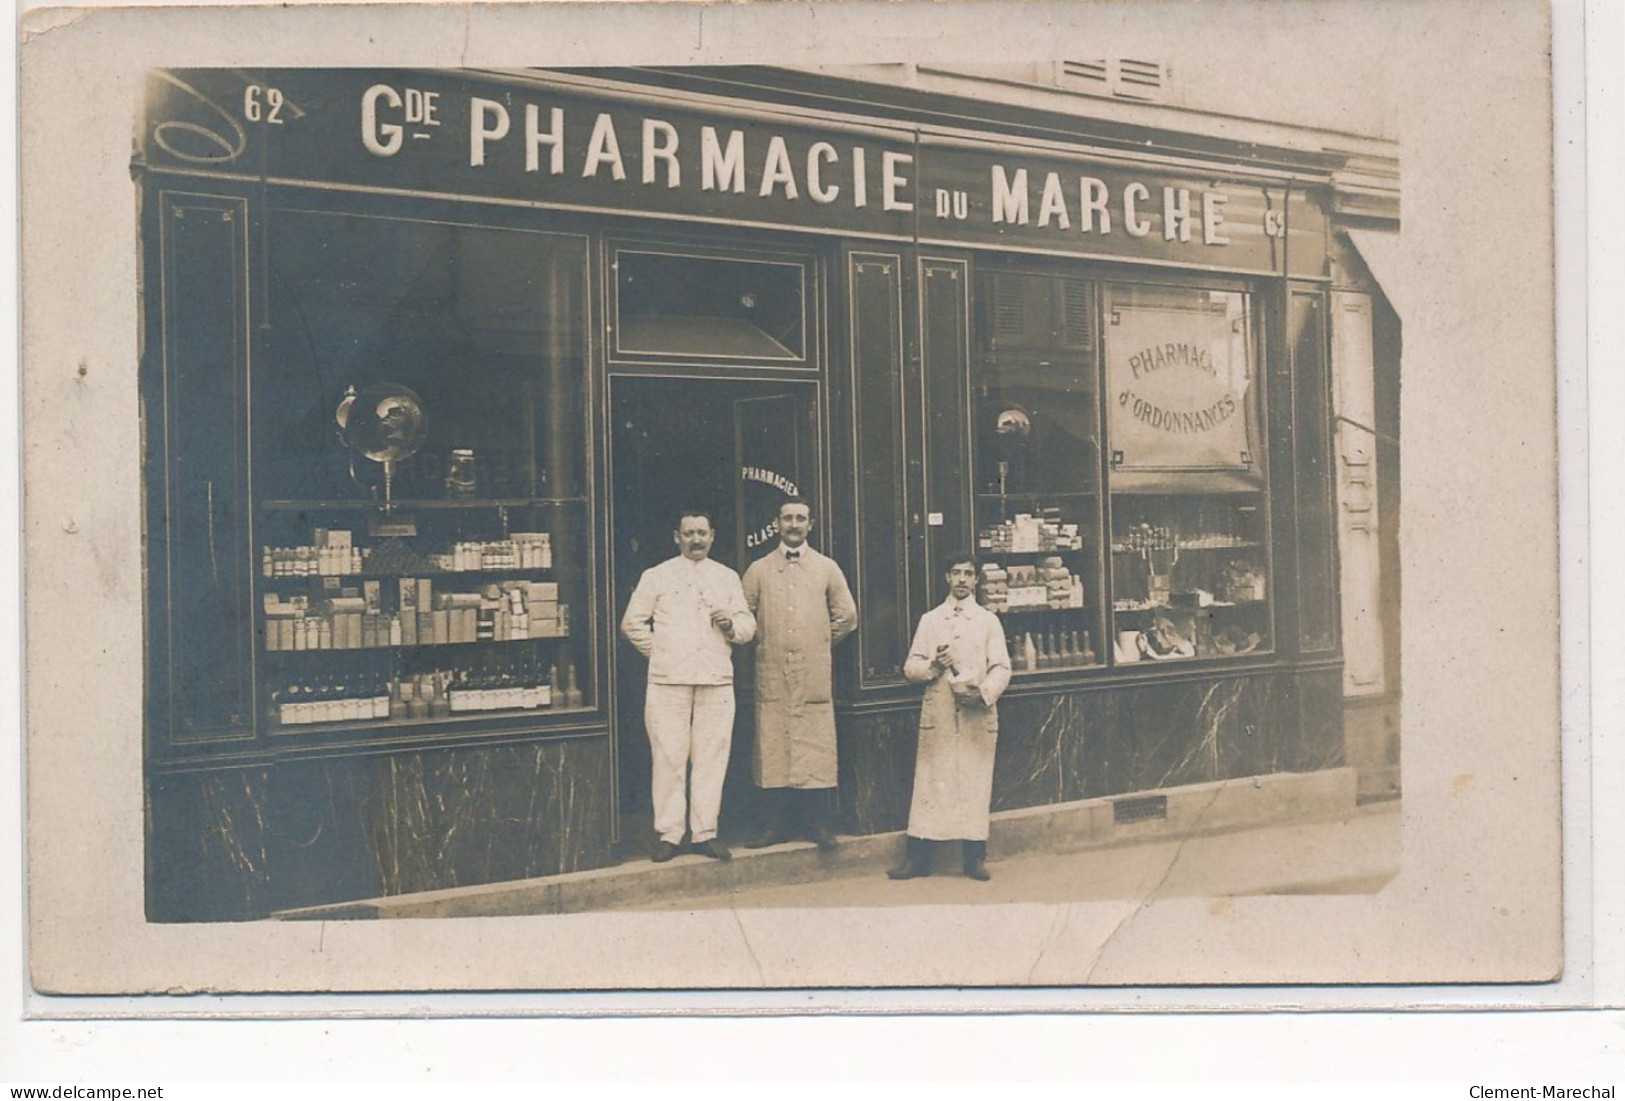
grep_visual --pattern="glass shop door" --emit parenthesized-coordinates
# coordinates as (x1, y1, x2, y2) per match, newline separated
(609, 377, 819, 854)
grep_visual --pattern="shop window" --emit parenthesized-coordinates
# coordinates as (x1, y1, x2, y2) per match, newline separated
(1104, 284, 1273, 663)
(971, 269, 1106, 676)
(250, 211, 596, 741)
(612, 249, 807, 362)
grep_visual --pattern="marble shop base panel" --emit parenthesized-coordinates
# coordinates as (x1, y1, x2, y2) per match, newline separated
(838, 666, 1343, 835)
(146, 737, 614, 922)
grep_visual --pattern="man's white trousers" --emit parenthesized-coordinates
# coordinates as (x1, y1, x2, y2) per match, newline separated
(644, 682, 735, 844)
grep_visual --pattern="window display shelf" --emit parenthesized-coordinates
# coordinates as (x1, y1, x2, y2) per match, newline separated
(263, 636, 570, 653)
(266, 701, 598, 736)
(1113, 599, 1268, 614)
(998, 602, 1096, 617)
(976, 491, 1099, 502)
(1107, 472, 1263, 496)
(262, 496, 587, 512)
(1110, 540, 1264, 554)
(261, 567, 558, 583)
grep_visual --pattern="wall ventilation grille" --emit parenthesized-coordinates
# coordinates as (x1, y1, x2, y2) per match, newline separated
(1056, 58, 1167, 102)
(1112, 794, 1170, 824)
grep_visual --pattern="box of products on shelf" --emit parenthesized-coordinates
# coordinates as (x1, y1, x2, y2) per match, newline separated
(1005, 564, 1045, 608)
(1218, 563, 1267, 603)
(977, 512, 1085, 555)
(980, 564, 1009, 612)
(982, 559, 1084, 611)
(262, 576, 568, 651)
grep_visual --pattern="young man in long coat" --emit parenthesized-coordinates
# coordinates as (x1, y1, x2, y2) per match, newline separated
(889, 552, 1012, 881)
(740, 497, 858, 849)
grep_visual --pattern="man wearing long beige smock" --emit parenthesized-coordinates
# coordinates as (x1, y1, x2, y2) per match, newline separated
(740, 498, 857, 850)
(621, 509, 756, 863)
(889, 553, 1012, 882)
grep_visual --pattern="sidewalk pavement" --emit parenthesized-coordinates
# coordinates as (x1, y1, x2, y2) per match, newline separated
(621, 799, 1399, 913)
(277, 768, 1399, 921)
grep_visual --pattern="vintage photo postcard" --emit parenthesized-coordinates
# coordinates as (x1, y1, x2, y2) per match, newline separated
(17, 0, 1567, 999)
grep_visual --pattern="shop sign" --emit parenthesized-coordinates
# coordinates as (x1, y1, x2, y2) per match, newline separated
(916, 142, 1323, 276)
(734, 395, 806, 563)
(1107, 302, 1255, 470)
(740, 465, 800, 552)
(145, 68, 1325, 275)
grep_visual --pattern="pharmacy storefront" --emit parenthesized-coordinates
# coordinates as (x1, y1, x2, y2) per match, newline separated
(138, 66, 1396, 919)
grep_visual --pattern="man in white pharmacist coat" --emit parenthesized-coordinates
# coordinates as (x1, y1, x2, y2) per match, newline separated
(621, 508, 756, 863)
(889, 551, 1012, 881)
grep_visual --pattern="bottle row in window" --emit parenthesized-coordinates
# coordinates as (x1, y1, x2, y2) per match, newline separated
(1007, 628, 1097, 672)
(262, 530, 554, 577)
(271, 654, 585, 728)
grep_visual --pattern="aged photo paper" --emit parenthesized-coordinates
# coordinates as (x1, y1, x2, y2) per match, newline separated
(18, 0, 1565, 999)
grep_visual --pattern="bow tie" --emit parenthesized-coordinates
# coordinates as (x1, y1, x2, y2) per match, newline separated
(785, 549, 801, 561)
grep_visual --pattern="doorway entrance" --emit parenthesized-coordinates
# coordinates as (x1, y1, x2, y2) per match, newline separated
(609, 377, 821, 854)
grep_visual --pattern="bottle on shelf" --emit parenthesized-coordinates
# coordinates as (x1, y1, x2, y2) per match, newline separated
(430, 670, 451, 718)
(563, 659, 585, 709)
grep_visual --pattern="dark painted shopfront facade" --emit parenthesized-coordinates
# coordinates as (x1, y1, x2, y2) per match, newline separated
(139, 67, 1395, 920)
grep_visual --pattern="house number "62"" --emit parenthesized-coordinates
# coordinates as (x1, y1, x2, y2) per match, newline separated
(243, 85, 286, 124)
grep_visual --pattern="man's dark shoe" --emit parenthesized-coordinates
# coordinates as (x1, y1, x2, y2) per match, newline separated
(651, 841, 681, 863)
(744, 824, 788, 849)
(886, 836, 931, 880)
(691, 839, 732, 861)
(746, 793, 789, 848)
(962, 840, 991, 881)
(807, 821, 839, 852)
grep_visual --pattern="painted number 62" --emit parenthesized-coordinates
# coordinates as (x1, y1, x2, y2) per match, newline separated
(244, 85, 286, 125)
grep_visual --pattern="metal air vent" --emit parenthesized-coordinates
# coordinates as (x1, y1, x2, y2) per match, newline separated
(1054, 58, 1167, 103)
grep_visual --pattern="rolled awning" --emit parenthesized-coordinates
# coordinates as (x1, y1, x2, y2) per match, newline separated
(1343, 228, 1405, 321)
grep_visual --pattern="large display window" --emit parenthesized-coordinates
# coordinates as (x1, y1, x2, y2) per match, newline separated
(251, 210, 597, 740)
(967, 269, 1274, 673)
(970, 268, 1107, 675)
(1103, 283, 1272, 663)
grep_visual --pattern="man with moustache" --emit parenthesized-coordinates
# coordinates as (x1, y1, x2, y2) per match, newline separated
(888, 552, 1012, 882)
(621, 508, 756, 863)
(740, 497, 857, 850)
